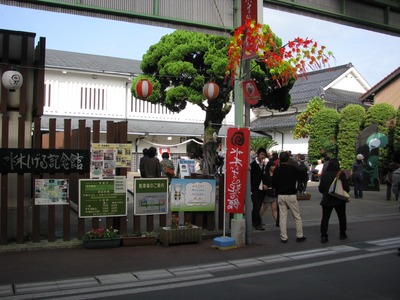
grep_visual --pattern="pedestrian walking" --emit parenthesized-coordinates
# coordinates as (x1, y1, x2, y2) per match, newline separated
(352, 154, 365, 199)
(139, 148, 149, 177)
(390, 151, 400, 209)
(250, 147, 267, 231)
(160, 152, 175, 179)
(143, 147, 161, 178)
(383, 156, 400, 201)
(260, 161, 278, 227)
(318, 158, 350, 243)
(297, 154, 309, 194)
(272, 151, 306, 243)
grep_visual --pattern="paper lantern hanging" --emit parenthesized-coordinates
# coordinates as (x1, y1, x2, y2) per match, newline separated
(203, 82, 219, 100)
(2, 69, 23, 92)
(135, 79, 153, 99)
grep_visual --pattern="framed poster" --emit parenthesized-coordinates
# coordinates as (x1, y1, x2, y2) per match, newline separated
(34, 179, 69, 205)
(170, 178, 216, 212)
(134, 178, 169, 215)
(79, 179, 127, 218)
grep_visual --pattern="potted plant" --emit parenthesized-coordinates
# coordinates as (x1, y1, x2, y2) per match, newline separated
(82, 227, 121, 249)
(121, 231, 158, 247)
(159, 215, 202, 246)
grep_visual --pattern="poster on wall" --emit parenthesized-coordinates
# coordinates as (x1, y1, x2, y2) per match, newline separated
(79, 179, 127, 218)
(178, 159, 196, 178)
(34, 179, 69, 205)
(170, 178, 216, 212)
(91, 143, 132, 179)
(134, 178, 169, 215)
(225, 127, 250, 213)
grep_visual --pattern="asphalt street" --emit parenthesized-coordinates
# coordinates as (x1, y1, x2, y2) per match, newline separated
(0, 182, 399, 299)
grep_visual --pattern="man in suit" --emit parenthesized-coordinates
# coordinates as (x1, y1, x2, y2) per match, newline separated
(250, 148, 267, 231)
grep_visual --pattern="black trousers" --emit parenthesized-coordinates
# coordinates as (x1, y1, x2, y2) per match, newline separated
(320, 203, 347, 237)
(251, 189, 265, 227)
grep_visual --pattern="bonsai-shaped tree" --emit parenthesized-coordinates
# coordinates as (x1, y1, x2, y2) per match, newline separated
(132, 20, 333, 175)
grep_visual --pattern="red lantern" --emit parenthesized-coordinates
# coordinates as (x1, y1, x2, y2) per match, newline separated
(203, 82, 219, 100)
(135, 79, 153, 99)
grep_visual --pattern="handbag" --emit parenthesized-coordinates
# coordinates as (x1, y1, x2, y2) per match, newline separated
(329, 171, 350, 202)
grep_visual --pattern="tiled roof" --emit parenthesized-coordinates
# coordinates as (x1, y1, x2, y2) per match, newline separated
(290, 63, 353, 104)
(324, 88, 364, 105)
(250, 64, 366, 131)
(359, 66, 400, 102)
(45, 49, 142, 76)
(251, 114, 298, 131)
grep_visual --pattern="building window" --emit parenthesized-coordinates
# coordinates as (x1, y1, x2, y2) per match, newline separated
(80, 87, 105, 110)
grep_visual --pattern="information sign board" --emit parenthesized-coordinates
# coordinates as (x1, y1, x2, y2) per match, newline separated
(79, 179, 127, 218)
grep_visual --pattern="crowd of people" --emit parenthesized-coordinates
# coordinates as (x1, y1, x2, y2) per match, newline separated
(139, 146, 400, 243)
(249, 148, 400, 244)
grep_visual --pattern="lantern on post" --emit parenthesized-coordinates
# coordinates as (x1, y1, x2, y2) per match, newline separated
(203, 82, 219, 100)
(135, 79, 153, 99)
(2, 69, 23, 92)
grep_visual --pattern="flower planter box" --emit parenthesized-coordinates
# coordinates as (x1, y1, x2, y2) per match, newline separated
(121, 236, 157, 247)
(159, 226, 202, 246)
(83, 238, 121, 249)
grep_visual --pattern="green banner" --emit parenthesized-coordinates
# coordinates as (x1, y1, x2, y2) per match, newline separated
(79, 179, 127, 218)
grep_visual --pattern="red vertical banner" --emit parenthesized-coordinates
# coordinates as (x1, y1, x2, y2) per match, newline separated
(241, 0, 259, 24)
(225, 127, 250, 213)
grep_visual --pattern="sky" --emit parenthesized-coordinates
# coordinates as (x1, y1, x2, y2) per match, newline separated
(0, 4, 399, 88)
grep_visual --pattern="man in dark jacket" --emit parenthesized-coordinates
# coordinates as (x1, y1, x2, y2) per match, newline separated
(250, 147, 267, 230)
(318, 158, 350, 243)
(272, 151, 306, 243)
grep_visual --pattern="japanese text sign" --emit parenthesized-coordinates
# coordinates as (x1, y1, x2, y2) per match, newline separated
(225, 127, 250, 213)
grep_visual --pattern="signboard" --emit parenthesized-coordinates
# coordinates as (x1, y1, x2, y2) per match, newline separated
(170, 178, 216, 212)
(225, 127, 250, 213)
(241, 0, 261, 24)
(178, 159, 196, 178)
(243, 79, 261, 105)
(79, 179, 127, 218)
(34, 179, 69, 205)
(91, 143, 132, 179)
(0, 148, 90, 174)
(134, 178, 169, 215)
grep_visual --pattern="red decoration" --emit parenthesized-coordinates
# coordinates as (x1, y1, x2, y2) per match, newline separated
(225, 19, 333, 86)
(203, 82, 219, 100)
(135, 79, 153, 99)
(243, 80, 260, 105)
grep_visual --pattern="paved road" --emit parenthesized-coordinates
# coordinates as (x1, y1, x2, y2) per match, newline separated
(0, 182, 399, 299)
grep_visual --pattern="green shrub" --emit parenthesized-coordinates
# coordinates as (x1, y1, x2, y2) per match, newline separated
(308, 108, 340, 163)
(337, 104, 365, 170)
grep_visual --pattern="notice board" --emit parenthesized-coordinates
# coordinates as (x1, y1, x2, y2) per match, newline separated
(79, 179, 127, 218)
(134, 178, 169, 215)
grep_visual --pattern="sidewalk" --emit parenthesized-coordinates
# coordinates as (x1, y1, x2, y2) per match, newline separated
(0, 183, 399, 286)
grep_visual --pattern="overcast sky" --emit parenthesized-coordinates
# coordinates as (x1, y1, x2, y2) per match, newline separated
(0, 4, 399, 87)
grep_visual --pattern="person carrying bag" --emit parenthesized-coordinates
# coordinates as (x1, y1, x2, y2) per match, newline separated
(318, 158, 350, 243)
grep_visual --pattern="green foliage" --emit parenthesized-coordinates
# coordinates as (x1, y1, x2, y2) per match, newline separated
(250, 137, 278, 153)
(293, 97, 325, 139)
(394, 109, 400, 152)
(364, 103, 396, 171)
(337, 104, 366, 170)
(132, 29, 297, 174)
(308, 108, 340, 163)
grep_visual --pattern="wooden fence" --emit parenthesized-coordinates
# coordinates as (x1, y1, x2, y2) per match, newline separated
(0, 118, 225, 244)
